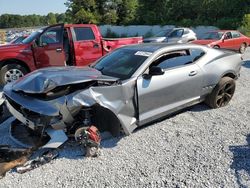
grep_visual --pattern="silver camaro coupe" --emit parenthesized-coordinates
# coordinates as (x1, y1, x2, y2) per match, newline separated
(2, 43, 242, 147)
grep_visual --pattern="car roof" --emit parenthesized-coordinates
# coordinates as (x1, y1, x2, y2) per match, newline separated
(121, 43, 205, 53)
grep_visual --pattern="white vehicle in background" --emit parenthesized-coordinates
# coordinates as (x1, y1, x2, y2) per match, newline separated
(143, 28, 197, 44)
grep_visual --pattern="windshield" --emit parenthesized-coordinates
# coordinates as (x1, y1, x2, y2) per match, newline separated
(93, 48, 150, 80)
(154, 29, 172, 37)
(200, 32, 224, 40)
(22, 29, 44, 44)
(10, 36, 26, 44)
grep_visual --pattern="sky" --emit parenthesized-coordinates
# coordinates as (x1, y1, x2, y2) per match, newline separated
(0, 0, 68, 15)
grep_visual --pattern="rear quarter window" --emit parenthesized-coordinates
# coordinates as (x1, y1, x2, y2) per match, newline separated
(190, 48, 205, 62)
(74, 27, 95, 41)
(231, 31, 241, 38)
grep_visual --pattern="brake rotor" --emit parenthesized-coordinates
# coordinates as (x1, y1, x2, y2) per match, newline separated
(74, 126, 101, 157)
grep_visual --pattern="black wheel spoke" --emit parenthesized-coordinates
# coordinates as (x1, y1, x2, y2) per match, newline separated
(225, 84, 234, 92)
(217, 98, 223, 107)
(224, 93, 232, 100)
(216, 94, 223, 101)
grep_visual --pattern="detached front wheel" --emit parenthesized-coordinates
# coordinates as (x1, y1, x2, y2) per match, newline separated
(0, 63, 28, 85)
(205, 77, 235, 108)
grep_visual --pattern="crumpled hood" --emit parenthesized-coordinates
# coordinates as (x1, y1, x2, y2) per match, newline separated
(143, 37, 166, 43)
(11, 66, 118, 94)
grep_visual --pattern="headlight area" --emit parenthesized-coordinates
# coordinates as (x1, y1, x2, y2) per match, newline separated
(5, 95, 64, 131)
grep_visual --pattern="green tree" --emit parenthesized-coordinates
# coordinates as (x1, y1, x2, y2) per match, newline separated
(99, 0, 119, 24)
(56, 13, 67, 24)
(239, 14, 250, 36)
(136, 0, 169, 25)
(116, 0, 138, 25)
(65, 0, 100, 23)
(46, 13, 57, 25)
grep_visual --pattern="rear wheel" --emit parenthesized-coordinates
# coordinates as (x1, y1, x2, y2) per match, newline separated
(239, 43, 247, 54)
(0, 63, 28, 85)
(205, 77, 235, 108)
(213, 45, 220, 49)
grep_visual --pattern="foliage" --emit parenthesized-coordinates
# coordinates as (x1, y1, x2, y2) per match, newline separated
(46, 13, 57, 25)
(65, 0, 100, 24)
(0, 13, 67, 28)
(0, 0, 249, 30)
(239, 14, 250, 36)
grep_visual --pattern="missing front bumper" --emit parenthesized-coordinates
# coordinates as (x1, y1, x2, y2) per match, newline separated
(6, 100, 36, 130)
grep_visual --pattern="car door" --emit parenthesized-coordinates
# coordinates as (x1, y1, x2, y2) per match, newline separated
(33, 24, 65, 68)
(231, 31, 245, 50)
(167, 29, 184, 43)
(72, 27, 102, 66)
(221, 32, 234, 49)
(137, 48, 204, 124)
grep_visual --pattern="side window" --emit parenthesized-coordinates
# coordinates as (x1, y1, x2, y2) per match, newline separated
(224, 32, 232, 40)
(169, 29, 184, 38)
(74, 27, 95, 41)
(190, 48, 205, 62)
(232, 31, 241, 38)
(153, 50, 193, 70)
(40, 26, 62, 44)
(183, 30, 189, 35)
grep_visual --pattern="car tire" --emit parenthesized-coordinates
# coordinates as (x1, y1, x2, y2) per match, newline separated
(213, 45, 220, 49)
(0, 63, 28, 85)
(239, 43, 247, 54)
(205, 77, 235, 109)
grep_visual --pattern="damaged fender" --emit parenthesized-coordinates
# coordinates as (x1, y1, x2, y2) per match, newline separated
(71, 78, 138, 135)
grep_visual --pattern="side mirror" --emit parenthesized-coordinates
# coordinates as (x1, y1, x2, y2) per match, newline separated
(149, 66, 164, 76)
(41, 42, 48, 47)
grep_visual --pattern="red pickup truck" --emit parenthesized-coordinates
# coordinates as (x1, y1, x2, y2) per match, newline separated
(0, 24, 142, 85)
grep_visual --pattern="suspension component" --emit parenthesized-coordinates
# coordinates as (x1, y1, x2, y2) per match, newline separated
(74, 125, 101, 157)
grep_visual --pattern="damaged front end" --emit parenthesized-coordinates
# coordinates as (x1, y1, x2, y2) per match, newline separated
(3, 67, 138, 148)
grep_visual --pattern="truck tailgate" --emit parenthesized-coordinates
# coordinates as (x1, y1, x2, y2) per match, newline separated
(102, 37, 143, 52)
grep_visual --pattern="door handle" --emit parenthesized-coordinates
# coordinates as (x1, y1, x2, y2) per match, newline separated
(56, 48, 62, 53)
(93, 43, 99, 48)
(189, 70, 197, 76)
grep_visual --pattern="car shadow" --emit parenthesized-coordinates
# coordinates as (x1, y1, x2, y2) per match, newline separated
(186, 103, 210, 112)
(242, 61, 250, 68)
(135, 103, 210, 133)
(229, 134, 250, 188)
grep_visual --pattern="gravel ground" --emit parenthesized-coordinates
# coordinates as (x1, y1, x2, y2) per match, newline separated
(0, 51, 250, 187)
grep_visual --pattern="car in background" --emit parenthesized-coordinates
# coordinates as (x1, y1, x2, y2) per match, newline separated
(9, 35, 28, 44)
(2, 43, 242, 147)
(143, 28, 197, 44)
(192, 30, 250, 53)
(0, 24, 142, 85)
